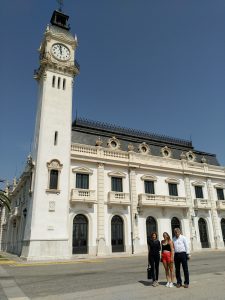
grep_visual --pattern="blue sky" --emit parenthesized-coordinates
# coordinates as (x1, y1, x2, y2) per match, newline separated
(1, 0, 225, 183)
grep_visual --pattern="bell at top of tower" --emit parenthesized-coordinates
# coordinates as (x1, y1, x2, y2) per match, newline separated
(50, 10, 70, 31)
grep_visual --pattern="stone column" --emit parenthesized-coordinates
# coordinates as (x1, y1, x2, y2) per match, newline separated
(206, 178, 223, 249)
(183, 175, 198, 250)
(96, 163, 107, 255)
(129, 168, 140, 253)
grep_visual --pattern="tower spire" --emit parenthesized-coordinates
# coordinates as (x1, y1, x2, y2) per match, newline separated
(57, 0, 64, 12)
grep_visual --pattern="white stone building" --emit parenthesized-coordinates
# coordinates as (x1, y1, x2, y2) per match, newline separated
(4, 9, 225, 260)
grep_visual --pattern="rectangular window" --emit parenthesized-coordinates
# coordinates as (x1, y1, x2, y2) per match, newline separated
(217, 188, 225, 200)
(52, 76, 56, 87)
(57, 77, 61, 89)
(168, 183, 178, 196)
(54, 131, 58, 146)
(63, 78, 66, 90)
(49, 170, 58, 189)
(144, 180, 155, 194)
(195, 186, 204, 199)
(76, 173, 89, 189)
(111, 177, 123, 192)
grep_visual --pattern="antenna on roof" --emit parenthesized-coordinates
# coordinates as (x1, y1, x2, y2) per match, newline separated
(57, 0, 64, 12)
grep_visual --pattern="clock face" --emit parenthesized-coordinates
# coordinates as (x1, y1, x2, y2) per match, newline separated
(51, 43, 70, 61)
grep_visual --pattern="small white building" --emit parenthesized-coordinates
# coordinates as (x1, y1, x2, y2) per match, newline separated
(4, 9, 225, 260)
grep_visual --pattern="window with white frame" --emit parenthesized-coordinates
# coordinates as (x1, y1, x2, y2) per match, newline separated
(195, 186, 204, 199)
(111, 177, 123, 192)
(76, 173, 89, 189)
(216, 188, 225, 200)
(47, 159, 63, 192)
(168, 183, 178, 196)
(144, 180, 155, 194)
(72, 167, 93, 190)
(165, 178, 179, 197)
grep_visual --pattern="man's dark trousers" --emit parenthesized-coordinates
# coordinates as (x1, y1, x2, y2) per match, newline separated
(174, 252, 189, 285)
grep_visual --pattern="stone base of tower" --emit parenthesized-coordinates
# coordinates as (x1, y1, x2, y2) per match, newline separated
(20, 239, 71, 261)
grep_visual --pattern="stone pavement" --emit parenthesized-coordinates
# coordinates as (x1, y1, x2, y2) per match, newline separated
(31, 271, 225, 300)
(0, 251, 224, 299)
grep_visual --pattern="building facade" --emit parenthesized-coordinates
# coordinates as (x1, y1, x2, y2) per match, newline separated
(4, 9, 225, 260)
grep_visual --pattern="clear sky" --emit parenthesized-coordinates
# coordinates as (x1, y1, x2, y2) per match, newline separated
(1, 0, 225, 183)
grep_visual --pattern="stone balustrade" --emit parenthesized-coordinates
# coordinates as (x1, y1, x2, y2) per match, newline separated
(138, 194, 188, 208)
(71, 189, 97, 204)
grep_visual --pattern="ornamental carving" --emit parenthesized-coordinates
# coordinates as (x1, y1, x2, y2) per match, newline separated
(95, 137, 103, 146)
(186, 151, 196, 162)
(161, 146, 172, 158)
(47, 159, 63, 170)
(138, 142, 150, 154)
(107, 137, 120, 150)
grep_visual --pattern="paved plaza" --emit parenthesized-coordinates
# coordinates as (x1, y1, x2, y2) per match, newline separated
(0, 251, 224, 299)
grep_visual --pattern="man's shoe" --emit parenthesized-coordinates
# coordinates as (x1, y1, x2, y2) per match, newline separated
(184, 284, 189, 288)
(176, 284, 182, 288)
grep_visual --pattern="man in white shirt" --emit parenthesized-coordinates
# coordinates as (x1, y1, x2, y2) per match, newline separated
(173, 228, 190, 288)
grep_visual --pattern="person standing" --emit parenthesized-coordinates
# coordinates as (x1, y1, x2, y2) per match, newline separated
(173, 228, 190, 288)
(161, 232, 175, 287)
(148, 232, 161, 287)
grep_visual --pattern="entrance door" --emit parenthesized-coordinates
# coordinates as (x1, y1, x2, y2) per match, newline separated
(111, 215, 124, 252)
(171, 217, 181, 237)
(198, 218, 209, 248)
(73, 214, 88, 254)
(221, 219, 225, 245)
(146, 216, 157, 241)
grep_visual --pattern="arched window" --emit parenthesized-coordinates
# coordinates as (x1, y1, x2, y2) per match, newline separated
(111, 215, 124, 252)
(73, 214, 88, 254)
(171, 217, 181, 237)
(146, 216, 157, 241)
(198, 218, 209, 248)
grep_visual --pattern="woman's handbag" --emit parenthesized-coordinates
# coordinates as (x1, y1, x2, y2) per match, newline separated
(147, 265, 152, 279)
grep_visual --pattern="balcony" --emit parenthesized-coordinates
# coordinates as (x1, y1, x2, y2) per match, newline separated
(138, 194, 188, 208)
(194, 198, 211, 210)
(216, 200, 225, 210)
(71, 189, 97, 205)
(108, 192, 130, 206)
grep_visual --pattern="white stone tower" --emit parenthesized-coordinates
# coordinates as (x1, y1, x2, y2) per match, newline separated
(21, 9, 79, 260)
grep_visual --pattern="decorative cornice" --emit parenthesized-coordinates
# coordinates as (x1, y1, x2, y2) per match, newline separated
(141, 175, 157, 181)
(108, 171, 126, 178)
(192, 181, 205, 187)
(72, 167, 93, 174)
(214, 183, 225, 189)
(165, 177, 180, 184)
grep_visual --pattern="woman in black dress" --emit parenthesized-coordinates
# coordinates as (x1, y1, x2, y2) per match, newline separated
(148, 231, 161, 287)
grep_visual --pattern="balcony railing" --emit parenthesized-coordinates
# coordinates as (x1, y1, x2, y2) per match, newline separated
(194, 198, 211, 209)
(216, 200, 225, 210)
(138, 194, 188, 208)
(108, 192, 130, 206)
(71, 189, 96, 204)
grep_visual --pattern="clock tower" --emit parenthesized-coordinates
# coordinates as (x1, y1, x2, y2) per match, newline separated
(21, 10, 79, 260)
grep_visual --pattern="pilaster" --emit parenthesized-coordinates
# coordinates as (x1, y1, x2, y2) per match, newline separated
(183, 175, 197, 250)
(206, 178, 224, 248)
(96, 163, 107, 255)
(129, 168, 140, 253)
